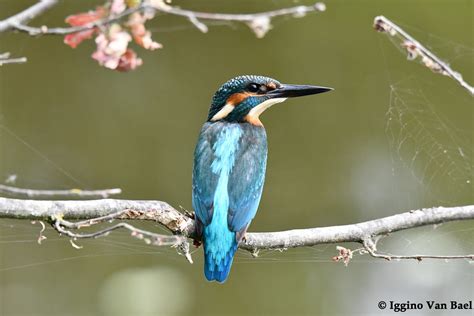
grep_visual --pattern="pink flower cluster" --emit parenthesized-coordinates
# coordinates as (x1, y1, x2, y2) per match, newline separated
(64, 0, 162, 71)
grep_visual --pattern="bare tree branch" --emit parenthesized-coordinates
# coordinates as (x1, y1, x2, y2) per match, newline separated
(0, 197, 195, 235)
(1, 1, 326, 38)
(0, 197, 472, 262)
(242, 205, 474, 251)
(0, 184, 122, 199)
(0, 0, 58, 32)
(6, 4, 145, 35)
(374, 15, 474, 96)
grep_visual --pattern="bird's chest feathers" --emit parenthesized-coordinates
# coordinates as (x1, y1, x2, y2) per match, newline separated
(210, 125, 243, 217)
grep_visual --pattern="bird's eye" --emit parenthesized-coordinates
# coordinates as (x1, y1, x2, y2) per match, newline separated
(248, 83, 260, 92)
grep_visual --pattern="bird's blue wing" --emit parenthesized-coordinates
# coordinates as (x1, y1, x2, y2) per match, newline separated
(193, 123, 268, 233)
(192, 123, 219, 226)
(227, 126, 267, 232)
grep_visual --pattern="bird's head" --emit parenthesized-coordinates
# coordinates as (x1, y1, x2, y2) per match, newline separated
(207, 75, 332, 126)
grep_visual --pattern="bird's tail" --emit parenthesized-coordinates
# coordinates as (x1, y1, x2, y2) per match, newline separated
(203, 227, 238, 283)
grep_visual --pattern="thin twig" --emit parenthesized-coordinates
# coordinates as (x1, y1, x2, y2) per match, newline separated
(0, 57, 27, 65)
(51, 214, 183, 246)
(0, 52, 27, 65)
(374, 15, 474, 96)
(362, 238, 473, 262)
(31, 220, 47, 244)
(55, 209, 133, 228)
(0, 184, 122, 199)
(0, 0, 58, 32)
(370, 252, 474, 261)
(7, 4, 145, 35)
(155, 2, 327, 22)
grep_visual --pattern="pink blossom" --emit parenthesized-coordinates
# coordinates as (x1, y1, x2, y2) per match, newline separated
(110, 0, 126, 15)
(128, 12, 162, 50)
(92, 25, 132, 70)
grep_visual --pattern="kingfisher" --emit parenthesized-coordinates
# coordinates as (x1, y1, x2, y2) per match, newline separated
(192, 75, 332, 283)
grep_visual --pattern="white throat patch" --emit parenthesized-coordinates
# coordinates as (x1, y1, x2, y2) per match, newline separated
(210, 103, 235, 121)
(247, 97, 287, 118)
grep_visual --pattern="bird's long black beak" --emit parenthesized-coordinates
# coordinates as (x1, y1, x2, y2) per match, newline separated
(267, 84, 333, 98)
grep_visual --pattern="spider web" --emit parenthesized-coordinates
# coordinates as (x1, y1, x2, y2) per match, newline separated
(385, 77, 472, 204)
(380, 21, 473, 205)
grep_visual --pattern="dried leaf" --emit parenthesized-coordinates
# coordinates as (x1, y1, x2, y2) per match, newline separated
(332, 246, 353, 266)
(402, 40, 419, 61)
(116, 49, 143, 71)
(64, 7, 106, 48)
(128, 12, 163, 50)
(65, 7, 106, 26)
(64, 29, 96, 48)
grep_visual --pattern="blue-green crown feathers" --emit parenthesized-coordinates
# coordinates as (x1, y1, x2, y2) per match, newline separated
(207, 75, 281, 121)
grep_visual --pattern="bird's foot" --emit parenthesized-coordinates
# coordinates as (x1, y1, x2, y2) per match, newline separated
(193, 239, 202, 248)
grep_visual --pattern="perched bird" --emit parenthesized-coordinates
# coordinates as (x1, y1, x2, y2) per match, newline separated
(192, 75, 332, 283)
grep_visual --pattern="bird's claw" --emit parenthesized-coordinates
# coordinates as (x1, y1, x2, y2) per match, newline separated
(179, 205, 195, 219)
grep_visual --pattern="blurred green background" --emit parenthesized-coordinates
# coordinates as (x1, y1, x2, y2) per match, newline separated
(0, 0, 472, 315)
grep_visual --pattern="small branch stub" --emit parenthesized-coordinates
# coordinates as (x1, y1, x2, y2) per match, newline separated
(0, 52, 27, 65)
